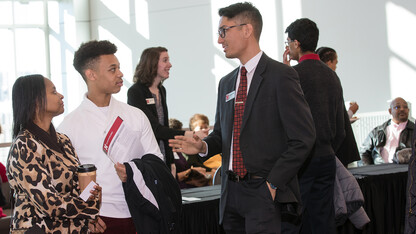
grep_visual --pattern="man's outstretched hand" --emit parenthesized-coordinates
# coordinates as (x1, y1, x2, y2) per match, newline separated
(169, 134, 206, 155)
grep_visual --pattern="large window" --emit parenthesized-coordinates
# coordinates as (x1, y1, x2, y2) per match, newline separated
(0, 0, 52, 163)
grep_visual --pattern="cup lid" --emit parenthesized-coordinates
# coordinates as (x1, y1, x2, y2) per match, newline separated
(78, 164, 97, 173)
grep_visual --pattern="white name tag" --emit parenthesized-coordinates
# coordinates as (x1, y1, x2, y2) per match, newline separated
(146, 98, 155, 105)
(226, 91, 235, 102)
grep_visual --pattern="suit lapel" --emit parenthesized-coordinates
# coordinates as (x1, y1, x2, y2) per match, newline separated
(241, 54, 267, 130)
(225, 68, 239, 138)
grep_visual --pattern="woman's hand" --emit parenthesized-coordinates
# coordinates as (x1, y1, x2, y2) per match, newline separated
(194, 129, 209, 139)
(88, 184, 102, 202)
(349, 102, 359, 114)
(185, 129, 209, 140)
(177, 168, 191, 182)
(89, 217, 107, 233)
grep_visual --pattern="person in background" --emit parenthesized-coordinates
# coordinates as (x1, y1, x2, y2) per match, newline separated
(189, 113, 210, 131)
(315, 46, 361, 166)
(189, 114, 222, 170)
(405, 119, 416, 233)
(359, 97, 414, 165)
(7, 74, 103, 233)
(170, 3, 316, 233)
(0, 162, 7, 218)
(59, 40, 163, 233)
(127, 47, 207, 177)
(0, 124, 6, 218)
(283, 18, 345, 233)
(169, 118, 211, 188)
(168, 118, 183, 131)
(315, 46, 359, 119)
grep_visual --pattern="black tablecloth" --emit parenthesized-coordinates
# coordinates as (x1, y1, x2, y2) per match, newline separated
(348, 163, 408, 177)
(181, 185, 223, 234)
(181, 164, 408, 234)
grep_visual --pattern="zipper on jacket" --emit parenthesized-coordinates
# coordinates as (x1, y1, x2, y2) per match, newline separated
(409, 151, 415, 214)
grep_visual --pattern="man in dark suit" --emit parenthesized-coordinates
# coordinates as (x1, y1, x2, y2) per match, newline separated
(282, 18, 346, 233)
(169, 2, 315, 233)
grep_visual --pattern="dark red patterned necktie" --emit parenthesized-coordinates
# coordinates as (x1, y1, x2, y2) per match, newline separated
(232, 66, 248, 178)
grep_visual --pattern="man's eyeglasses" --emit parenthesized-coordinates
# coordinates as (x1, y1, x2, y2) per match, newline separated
(218, 24, 247, 38)
(285, 39, 295, 46)
(393, 105, 408, 110)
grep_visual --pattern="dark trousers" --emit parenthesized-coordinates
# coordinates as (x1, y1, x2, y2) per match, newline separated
(99, 216, 136, 234)
(282, 155, 336, 234)
(223, 177, 281, 234)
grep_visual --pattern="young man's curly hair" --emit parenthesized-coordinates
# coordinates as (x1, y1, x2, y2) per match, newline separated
(73, 40, 117, 81)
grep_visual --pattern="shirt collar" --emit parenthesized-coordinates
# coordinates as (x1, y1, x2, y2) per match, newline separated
(391, 120, 408, 129)
(26, 121, 63, 154)
(240, 51, 263, 73)
(299, 53, 320, 63)
(84, 92, 113, 108)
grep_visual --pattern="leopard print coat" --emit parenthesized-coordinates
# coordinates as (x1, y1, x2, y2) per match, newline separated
(7, 129, 100, 233)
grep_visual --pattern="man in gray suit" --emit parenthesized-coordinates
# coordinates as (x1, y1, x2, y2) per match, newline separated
(169, 2, 315, 233)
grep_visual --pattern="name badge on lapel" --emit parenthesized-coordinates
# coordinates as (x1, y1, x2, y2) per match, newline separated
(226, 91, 235, 102)
(146, 98, 155, 105)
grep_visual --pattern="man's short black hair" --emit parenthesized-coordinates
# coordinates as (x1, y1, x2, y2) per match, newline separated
(285, 18, 319, 53)
(73, 40, 117, 81)
(218, 2, 263, 41)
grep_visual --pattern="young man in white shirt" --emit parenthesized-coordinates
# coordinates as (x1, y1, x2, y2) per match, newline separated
(59, 40, 163, 233)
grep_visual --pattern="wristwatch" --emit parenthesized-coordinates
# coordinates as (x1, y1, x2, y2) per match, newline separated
(268, 181, 277, 190)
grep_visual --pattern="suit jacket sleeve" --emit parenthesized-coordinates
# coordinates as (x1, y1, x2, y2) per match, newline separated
(266, 66, 316, 191)
(127, 83, 185, 140)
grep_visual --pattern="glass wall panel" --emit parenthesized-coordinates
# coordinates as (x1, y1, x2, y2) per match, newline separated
(0, 2, 13, 25)
(0, 29, 16, 144)
(14, 1, 44, 25)
(14, 28, 46, 76)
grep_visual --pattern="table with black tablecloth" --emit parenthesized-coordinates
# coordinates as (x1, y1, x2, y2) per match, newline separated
(181, 185, 223, 234)
(181, 164, 408, 234)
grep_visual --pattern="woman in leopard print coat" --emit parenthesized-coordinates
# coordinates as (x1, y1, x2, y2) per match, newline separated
(7, 74, 102, 233)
